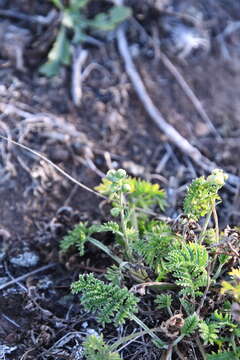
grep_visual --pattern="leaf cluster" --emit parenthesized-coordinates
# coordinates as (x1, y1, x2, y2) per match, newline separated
(71, 273, 139, 326)
(181, 313, 199, 335)
(83, 334, 121, 360)
(96, 169, 166, 211)
(184, 169, 227, 221)
(60, 222, 89, 255)
(221, 268, 240, 302)
(60, 168, 240, 359)
(166, 242, 208, 296)
(134, 221, 175, 271)
(155, 294, 172, 310)
(40, 1, 132, 76)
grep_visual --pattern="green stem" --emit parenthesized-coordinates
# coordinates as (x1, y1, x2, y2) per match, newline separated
(89, 237, 150, 283)
(120, 192, 132, 259)
(130, 314, 167, 349)
(172, 334, 184, 347)
(110, 327, 159, 351)
(231, 334, 237, 354)
(199, 210, 212, 244)
(213, 262, 224, 280)
(167, 306, 173, 317)
(130, 205, 139, 236)
(196, 335, 207, 360)
(88, 237, 123, 265)
(212, 201, 219, 243)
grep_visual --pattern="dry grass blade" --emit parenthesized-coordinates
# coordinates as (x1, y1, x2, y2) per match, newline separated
(0, 263, 56, 291)
(0, 134, 105, 199)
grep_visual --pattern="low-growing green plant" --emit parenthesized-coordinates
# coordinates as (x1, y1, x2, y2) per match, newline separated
(83, 334, 121, 360)
(71, 273, 139, 326)
(61, 168, 240, 359)
(40, 0, 132, 76)
(221, 268, 240, 303)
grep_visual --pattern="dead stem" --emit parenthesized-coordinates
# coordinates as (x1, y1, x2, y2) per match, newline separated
(196, 336, 207, 360)
(71, 46, 88, 106)
(0, 263, 56, 291)
(114, 1, 240, 188)
(0, 134, 105, 199)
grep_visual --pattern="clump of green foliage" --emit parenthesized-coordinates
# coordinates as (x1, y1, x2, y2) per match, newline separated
(183, 169, 227, 221)
(221, 268, 240, 303)
(71, 273, 139, 326)
(83, 334, 121, 360)
(40, 0, 132, 76)
(61, 168, 240, 359)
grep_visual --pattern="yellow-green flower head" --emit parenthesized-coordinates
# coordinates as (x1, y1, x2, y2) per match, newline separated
(184, 169, 227, 221)
(207, 169, 228, 187)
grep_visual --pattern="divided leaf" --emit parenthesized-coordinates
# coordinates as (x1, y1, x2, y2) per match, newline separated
(71, 273, 139, 326)
(199, 321, 220, 345)
(60, 222, 89, 255)
(184, 169, 227, 221)
(39, 27, 70, 77)
(155, 294, 172, 310)
(181, 313, 199, 335)
(83, 334, 121, 360)
(166, 243, 208, 297)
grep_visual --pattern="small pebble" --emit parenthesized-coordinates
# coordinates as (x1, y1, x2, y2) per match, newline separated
(37, 277, 53, 290)
(86, 328, 99, 337)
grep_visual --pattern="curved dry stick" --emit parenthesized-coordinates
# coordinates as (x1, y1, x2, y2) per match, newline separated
(159, 51, 221, 140)
(116, 25, 211, 167)
(115, 23, 239, 187)
(0, 134, 105, 199)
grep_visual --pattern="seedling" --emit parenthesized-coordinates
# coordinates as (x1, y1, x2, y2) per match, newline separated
(61, 169, 240, 359)
(40, 0, 132, 76)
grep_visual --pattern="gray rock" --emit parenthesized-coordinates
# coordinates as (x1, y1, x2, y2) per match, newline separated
(10, 251, 39, 267)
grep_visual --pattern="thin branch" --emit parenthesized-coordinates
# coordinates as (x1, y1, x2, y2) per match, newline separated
(116, 24, 212, 169)
(0, 9, 57, 24)
(115, 21, 240, 188)
(0, 134, 105, 199)
(0, 264, 56, 291)
(71, 46, 88, 106)
(159, 51, 221, 139)
(196, 336, 207, 360)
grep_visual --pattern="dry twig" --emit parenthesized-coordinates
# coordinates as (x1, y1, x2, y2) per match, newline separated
(113, 8, 240, 187)
(0, 263, 56, 291)
(0, 9, 57, 24)
(0, 134, 105, 199)
(71, 46, 88, 106)
(159, 50, 220, 139)
(115, 23, 213, 168)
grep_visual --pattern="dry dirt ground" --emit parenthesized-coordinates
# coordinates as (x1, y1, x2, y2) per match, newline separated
(0, 0, 240, 359)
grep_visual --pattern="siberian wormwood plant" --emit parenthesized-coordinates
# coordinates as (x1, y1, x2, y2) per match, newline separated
(40, 0, 132, 76)
(61, 168, 240, 360)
